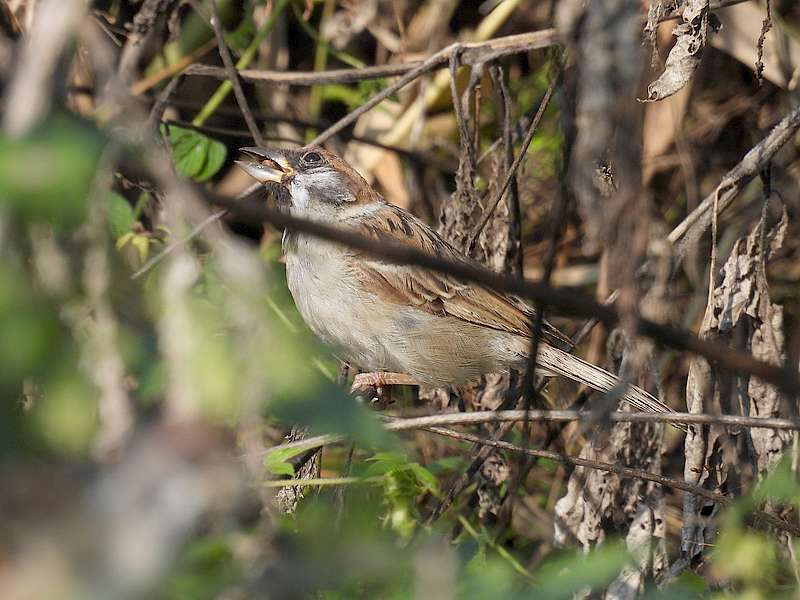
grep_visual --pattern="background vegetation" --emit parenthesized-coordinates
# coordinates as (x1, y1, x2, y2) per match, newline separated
(1, 0, 800, 598)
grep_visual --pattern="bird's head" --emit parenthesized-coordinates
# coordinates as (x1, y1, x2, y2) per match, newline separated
(235, 146, 382, 217)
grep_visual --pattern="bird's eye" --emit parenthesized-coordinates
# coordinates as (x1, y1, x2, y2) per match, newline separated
(302, 151, 324, 165)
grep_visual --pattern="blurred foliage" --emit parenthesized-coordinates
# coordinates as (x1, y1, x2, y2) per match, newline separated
(165, 537, 242, 600)
(2, 1, 800, 599)
(363, 452, 439, 539)
(0, 113, 105, 227)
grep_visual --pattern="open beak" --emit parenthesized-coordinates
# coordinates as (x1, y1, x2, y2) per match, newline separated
(235, 147, 293, 185)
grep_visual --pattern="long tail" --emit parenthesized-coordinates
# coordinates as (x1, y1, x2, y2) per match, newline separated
(535, 344, 674, 416)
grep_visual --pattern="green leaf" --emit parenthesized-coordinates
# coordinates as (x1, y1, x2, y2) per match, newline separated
(753, 457, 800, 504)
(0, 114, 105, 227)
(320, 84, 370, 111)
(116, 232, 151, 264)
(107, 192, 135, 238)
(161, 124, 227, 182)
(0, 265, 63, 383)
(164, 536, 241, 600)
(362, 452, 408, 477)
(264, 445, 314, 477)
(529, 543, 630, 600)
(713, 527, 777, 585)
(195, 135, 227, 182)
(269, 380, 394, 450)
(407, 463, 439, 495)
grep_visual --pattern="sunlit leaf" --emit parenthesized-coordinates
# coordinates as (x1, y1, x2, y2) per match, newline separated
(263, 445, 313, 477)
(116, 231, 152, 265)
(160, 124, 227, 182)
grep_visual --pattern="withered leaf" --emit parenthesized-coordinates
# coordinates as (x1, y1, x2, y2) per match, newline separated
(643, 0, 710, 102)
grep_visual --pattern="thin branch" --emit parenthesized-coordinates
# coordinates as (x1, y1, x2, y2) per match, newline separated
(467, 72, 558, 251)
(206, 0, 263, 146)
(382, 410, 800, 431)
(131, 208, 228, 280)
(255, 409, 800, 460)
(184, 29, 558, 90)
(668, 102, 800, 263)
(306, 29, 559, 147)
(191, 0, 289, 127)
(146, 71, 185, 128)
(422, 425, 727, 503)
(252, 414, 800, 537)
(185, 60, 420, 85)
(421, 425, 800, 538)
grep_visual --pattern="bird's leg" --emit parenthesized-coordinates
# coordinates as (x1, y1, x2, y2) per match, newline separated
(350, 372, 420, 410)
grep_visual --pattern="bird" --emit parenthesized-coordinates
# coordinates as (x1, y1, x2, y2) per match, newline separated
(236, 146, 674, 416)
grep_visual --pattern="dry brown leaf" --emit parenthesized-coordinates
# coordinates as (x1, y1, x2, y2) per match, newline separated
(680, 205, 790, 565)
(644, 0, 710, 102)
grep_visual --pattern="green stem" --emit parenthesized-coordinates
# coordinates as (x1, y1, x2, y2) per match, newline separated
(192, 0, 290, 127)
(304, 0, 336, 142)
(457, 515, 535, 580)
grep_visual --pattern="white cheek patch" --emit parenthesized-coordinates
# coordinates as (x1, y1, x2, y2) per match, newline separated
(290, 172, 355, 211)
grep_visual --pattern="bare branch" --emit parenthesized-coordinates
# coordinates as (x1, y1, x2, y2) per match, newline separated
(206, 0, 264, 146)
(668, 102, 800, 262)
(305, 29, 558, 147)
(257, 408, 800, 462)
(184, 29, 558, 90)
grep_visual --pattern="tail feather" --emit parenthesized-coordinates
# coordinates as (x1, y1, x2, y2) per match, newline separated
(536, 344, 674, 416)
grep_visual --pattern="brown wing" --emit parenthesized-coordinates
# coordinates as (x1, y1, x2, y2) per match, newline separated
(349, 205, 573, 350)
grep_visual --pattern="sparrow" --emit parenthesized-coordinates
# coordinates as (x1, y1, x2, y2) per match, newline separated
(236, 146, 673, 416)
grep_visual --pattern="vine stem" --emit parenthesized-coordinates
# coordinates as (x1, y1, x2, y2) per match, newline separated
(192, 0, 290, 127)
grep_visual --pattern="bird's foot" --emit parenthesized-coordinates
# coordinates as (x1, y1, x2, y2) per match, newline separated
(350, 372, 419, 410)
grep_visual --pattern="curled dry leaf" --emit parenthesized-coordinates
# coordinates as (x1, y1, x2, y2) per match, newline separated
(643, 0, 710, 102)
(710, 1, 800, 89)
(555, 330, 666, 564)
(681, 205, 790, 565)
(606, 502, 668, 600)
(553, 417, 665, 554)
(709, 206, 790, 479)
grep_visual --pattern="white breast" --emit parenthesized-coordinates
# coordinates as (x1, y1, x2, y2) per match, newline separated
(284, 234, 393, 371)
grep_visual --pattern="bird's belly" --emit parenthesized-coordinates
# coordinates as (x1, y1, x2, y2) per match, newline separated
(384, 308, 525, 385)
(284, 243, 527, 384)
(285, 250, 395, 371)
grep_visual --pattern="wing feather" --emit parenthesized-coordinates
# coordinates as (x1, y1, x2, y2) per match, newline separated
(348, 205, 572, 349)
